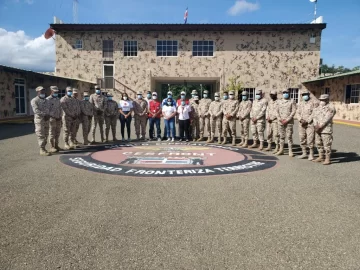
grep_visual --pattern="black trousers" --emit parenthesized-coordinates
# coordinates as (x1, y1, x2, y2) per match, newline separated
(119, 112, 132, 138)
(179, 119, 190, 139)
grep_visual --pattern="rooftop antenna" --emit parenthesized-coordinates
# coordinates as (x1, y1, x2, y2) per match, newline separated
(310, 0, 317, 21)
(73, 0, 78, 23)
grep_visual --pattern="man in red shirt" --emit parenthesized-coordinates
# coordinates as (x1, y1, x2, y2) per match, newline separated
(148, 92, 162, 141)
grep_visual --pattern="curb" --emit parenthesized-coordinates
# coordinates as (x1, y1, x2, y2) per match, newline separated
(334, 120, 360, 128)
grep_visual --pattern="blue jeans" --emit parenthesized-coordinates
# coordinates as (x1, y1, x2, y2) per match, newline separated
(164, 118, 176, 138)
(149, 117, 161, 139)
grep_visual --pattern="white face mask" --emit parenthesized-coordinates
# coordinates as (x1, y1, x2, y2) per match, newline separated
(123, 96, 128, 100)
(152, 96, 157, 100)
(229, 95, 234, 100)
(320, 101, 326, 106)
(215, 97, 220, 101)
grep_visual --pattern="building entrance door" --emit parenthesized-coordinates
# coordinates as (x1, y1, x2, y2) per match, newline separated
(159, 82, 216, 101)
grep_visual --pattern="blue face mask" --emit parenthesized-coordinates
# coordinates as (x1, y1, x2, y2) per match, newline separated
(137, 95, 142, 99)
(181, 101, 186, 106)
(108, 97, 113, 101)
(181, 95, 185, 100)
(255, 94, 261, 100)
(242, 96, 248, 101)
(39, 94, 45, 99)
(167, 102, 172, 106)
(52, 93, 58, 98)
(283, 93, 290, 99)
(95, 90, 101, 94)
(203, 94, 208, 98)
(167, 95, 172, 99)
(67, 91, 73, 97)
(147, 94, 151, 99)
(302, 95, 309, 101)
(223, 95, 228, 100)
(84, 96, 89, 101)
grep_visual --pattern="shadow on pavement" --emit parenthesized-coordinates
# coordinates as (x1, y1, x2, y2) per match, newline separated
(0, 123, 34, 141)
(330, 151, 360, 164)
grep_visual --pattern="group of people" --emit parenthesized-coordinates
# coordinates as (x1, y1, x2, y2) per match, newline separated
(31, 85, 336, 165)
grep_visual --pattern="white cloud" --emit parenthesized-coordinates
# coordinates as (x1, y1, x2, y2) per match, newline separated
(0, 28, 55, 72)
(228, 0, 260, 16)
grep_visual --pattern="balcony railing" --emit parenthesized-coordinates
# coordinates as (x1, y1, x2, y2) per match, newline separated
(96, 78, 136, 97)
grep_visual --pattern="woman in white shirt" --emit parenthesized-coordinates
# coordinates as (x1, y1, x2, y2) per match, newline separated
(162, 98, 177, 142)
(118, 93, 133, 142)
(177, 100, 192, 142)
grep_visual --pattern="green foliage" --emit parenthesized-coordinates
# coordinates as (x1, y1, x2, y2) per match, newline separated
(160, 83, 212, 100)
(226, 76, 243, 94)
(321, 64, 360, 74)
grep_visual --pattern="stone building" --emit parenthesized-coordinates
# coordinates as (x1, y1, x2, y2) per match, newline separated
(51, 23, 326, 102)
(0, 65, 96, 121)
(303, 70, 360, 122)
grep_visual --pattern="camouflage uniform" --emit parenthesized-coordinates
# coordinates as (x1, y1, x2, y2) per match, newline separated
(133, 91, 148, 140)
(249, 90, 268, 150)
(189, 96, 200, 141)
(60, 89, 80, 149)
(275, 90, 297, 156)
(89, 87, 107, 143)
(30, 87, 51, 156)
(221, 90, 239, 145)
(189, 89, 198, 105)
(311, 94, 336, 165)
(73, 89, 81, 144)
(80, 93, 94, 145)
(46, 86, 63, 152)
(197, 90, 212, 141)
(237, 91, 252, 147)
(265, 90, 280, 152)
(104, 94, 119, 141)
(208, 93, 223, 143)
(297, 90, 319, 160)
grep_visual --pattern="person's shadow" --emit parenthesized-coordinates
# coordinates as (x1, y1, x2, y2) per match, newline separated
(329, 150, 360, 164)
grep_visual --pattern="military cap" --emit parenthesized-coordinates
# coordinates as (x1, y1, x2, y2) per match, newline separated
(255, 89, 262, 94)
(66, 86, 72, 91)
(83, 91, 90, 96)
(95, 85, 100, 89)
(203, 90, 209, 94)
(73, 88, 78, 94)
(282, 89, 290, 93)
(137, 91, 143, 95)
(242, 90, 249, 95)
(229, 90, 235, 95)
(107, 92, 113, 97)
(319, 94, 329, 100)
(194, 96, 199, 100)
(167, 91, 173, 95)
(50, 86, 58, 92)
(301, 89, 310, 95)
(214, 92, 220, 97)
(270, 90, 277, 95)
(191, 89, 198, 94)
(181, 91, 186, 95)
(36, 86, 44, 92)
(146, 90, 151, 93)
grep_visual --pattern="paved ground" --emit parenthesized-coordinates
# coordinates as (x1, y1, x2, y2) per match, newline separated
(0, 121, 360, 269)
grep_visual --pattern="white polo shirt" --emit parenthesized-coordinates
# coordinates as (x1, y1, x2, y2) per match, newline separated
(177, 105, 192, 120)
(162, 105, 176, 118)
(118, 100, 133, 112)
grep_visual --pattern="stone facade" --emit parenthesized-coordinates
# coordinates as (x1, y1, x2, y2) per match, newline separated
(53, 24, 324, 101)
(303, 73, 360, 122)
(0, 66, 96, 120)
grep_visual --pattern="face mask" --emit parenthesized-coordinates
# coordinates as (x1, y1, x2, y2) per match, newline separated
(302, 95, 309, 101)
(123, 96, 128, 100)
(195, 101, 199, 104)
(242, 96, 248, 101)
(203, 94, 208, 98)
(39, 94, 45, 99)
(137, 95, 142, 99)
(320, 101, 326, 106)
(223, 96, 228, 100)
(147, 94, 151, 99)
(191, 94, 195, 98)
(255, 94, 261, 100)
(67, 92, 73, 97)
(215, 97, 220, 101)
(84, 96, 89, 101)
(108, 97, 113, 101)
(167, 95, 172, 99)
(95, 90, 101, 94)
(181, 95, 185, 99)
(167, 102, 172, 106)
(283, 93, 289, 99)
(270, 95, 277, 100)
(152, 95, 157, 100)
(229, 95, 234, 100)
(52, 93, 58, 98)
(181, 101, 185, 106)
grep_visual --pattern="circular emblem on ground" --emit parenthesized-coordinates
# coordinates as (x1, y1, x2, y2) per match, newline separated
(59, 142, 278, 177)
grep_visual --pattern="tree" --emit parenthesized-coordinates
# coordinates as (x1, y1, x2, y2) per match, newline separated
(321, 64, 359, 74)
(226, 76, 243, 95)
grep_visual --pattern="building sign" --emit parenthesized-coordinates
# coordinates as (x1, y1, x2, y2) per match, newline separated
(59, 142, 278, 177)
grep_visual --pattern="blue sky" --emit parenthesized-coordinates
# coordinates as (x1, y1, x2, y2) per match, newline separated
(0, 0, 359, 71)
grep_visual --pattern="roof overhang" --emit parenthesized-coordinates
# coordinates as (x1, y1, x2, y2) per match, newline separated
(50, 23, 327, 33)
(302, 70, 360, 84)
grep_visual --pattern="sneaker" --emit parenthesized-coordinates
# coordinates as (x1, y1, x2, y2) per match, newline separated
(157, 138, 162, 142)
(171, 138, 174, 142)
(167, 138, 171, 142)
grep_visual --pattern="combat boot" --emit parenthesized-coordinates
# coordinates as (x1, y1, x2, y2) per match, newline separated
(241, 140, 248, 148)
(297, 147, 307, 159)
(64, 142, 71, 150)
(193, 138, 197, 142)
(249, 141, 258, 149)
(288, 146, 295, 157)
(197, 137, 204, 142)
(40, 148, 51, 156)
(55, 141, 63, 151)
(208, 137, 214, 143)
(221, 138, 227, 145)
(258, 141, 264, 151)
(69, 141, 77, 149)
(232, 137, 236, 146)
(308, 148, 314, 161)
(237, 139, 244, 147)
(323, 154, 331, 165)
(275, 144, 284, 156)
(264, 143, 272, 151)
(313, 151, 324, 163)
(206, 137, 212, 143)
(218, 137, 222, 144)
(49, 147, 58, 153)
(272, 144, 279, 154)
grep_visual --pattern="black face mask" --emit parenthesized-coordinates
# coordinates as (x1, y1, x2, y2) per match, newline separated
(270, 95, 277, 101)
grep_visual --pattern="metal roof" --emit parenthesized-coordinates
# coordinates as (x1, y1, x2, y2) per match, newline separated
(50, 23, 327, 32)
(302, 70, 360, 83)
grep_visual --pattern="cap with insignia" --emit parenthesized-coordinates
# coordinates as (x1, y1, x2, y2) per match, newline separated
(191, 89, 198, 95)
(36, 86, 44, 92)
(83, 91, 89, 96)
(95, 85, 100, 89)
(181, 91, 186, 95)
(107, 93, 113, 97)
(319, 94, 329, 100)
(167, 91, 173, 95)
(137, 91, 143, 95)
(152, 92, 157, 96)
(50, 86, 58, 92)
(282, 89, 289, 93)
(214, 92, 220, 97)
(203, 90, 209, 94)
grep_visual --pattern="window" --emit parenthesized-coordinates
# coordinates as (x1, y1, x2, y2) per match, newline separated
(288, 88, 299, 103)
(103, 40, 114, 58)
(74, 39, 83, 49)
(346, 84, 360, 104)
(193, 41, 214, 57)
(103, 64, 114, 89)
(156, 40, 178, 57)
(124, 41, 138, 57)
(14, 79, 26, 115)
(242, 88, 256, 101)
(322, 87, 330, 95)
(58, 89, 66, 98)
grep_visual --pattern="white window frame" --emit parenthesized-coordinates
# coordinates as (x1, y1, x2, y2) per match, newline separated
(123, 40, 138, 57)
(192, 40, 215, 57)
(243, 87, 256, 101)
(103, 40, 114, 58)
(156, 40, 178, 57)
(58, 89, 66, 98)
(349, 84, 360, 104)
(14, 79, 27, 115)
(103, 64, 115, 89)
(288, 88, 300, 104)
(74, 39, 83, 50)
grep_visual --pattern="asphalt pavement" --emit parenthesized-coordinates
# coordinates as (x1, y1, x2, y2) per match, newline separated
(0, 121, 359, 269)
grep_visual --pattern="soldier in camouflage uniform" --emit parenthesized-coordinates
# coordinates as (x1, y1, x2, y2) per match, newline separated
(197, 89, 212, 142)
(275, 89, 297, 157)
(46, 86, 62, 153)
(30, 86, 51, 156)
(133, 91, 148, 140)
(265, 90, 280, 153)
(60, 87, 80, 150)
(297, 89, 319, 160)
(104, 92, 118, 142)
(190, 95, 200, 141)
(189, 89, 198, 104)
(208, 92, 223, 143)
(249, 89, 268, 150)
(80, 91, 94, 145)
(72, 89, 81, 145)
(311, 94, 336, 165)
(221, 90, 238, 146)
(89, 85, 107, 143)
(237, 90, 252, 147)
